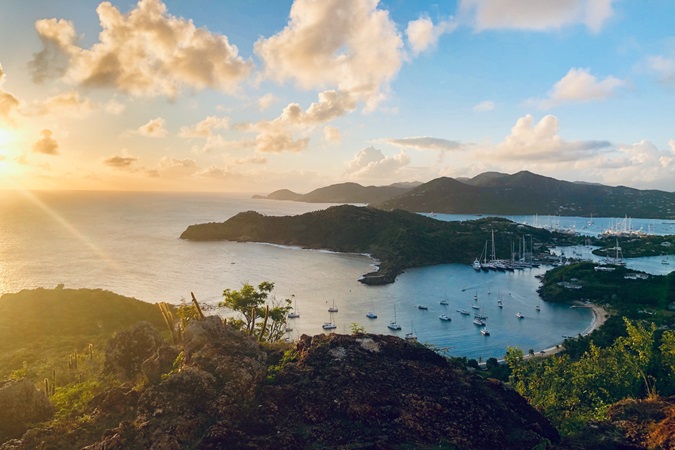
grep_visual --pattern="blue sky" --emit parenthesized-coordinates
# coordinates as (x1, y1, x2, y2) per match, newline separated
(0, 0, 673, 192)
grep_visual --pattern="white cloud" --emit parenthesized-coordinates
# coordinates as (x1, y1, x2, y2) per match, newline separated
(344, 146, 410, 180)
(537, 68, 626, 108)
(323, 126, 341, 143)
(383, 136, 463, 152)
(406, 16, 456, 56)
(0, 64, 20, 125)
(241, 90, 357, 153)
(178, 116, 229, 139)
(235, 155, 268, 165)
(459, 0, 615, 33)
(138, 117, 168, 138)
(32, 129, 60, 155)
(257, 93, 278, 111)
(490, 114, 611, 162)
(647, 55, 675, 84)
(669, 139, 675, 154)
(473, 100, 495, 112)
(24, 90, 95, 118)
(254, 0, 404, 111)
(103, 153, 139, 170)
(156, 156, 198, 177)
(30, 0, 252, 97)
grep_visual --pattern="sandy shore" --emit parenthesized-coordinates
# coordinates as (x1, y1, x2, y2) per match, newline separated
(522, 302, 610, 360)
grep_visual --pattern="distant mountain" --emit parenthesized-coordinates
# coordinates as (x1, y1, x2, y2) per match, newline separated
(376, 171, 675, 219)
(256, 189, 303, 201)
(253, 182, 417, 204)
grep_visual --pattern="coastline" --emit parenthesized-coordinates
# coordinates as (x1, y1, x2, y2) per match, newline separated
(523, 302, 609, 360)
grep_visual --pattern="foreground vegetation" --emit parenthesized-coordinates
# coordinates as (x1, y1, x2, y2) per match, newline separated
(483, 262, 675, 438)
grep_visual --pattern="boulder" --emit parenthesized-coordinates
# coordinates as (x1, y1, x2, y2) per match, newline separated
(0, 378, 53, 443)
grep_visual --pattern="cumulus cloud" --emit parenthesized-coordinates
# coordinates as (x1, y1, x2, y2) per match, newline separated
(178, 116, 229, 138)
(257, 93, 278, 111)
(537, 68, 626, 108)
(459, 0, 615, 33)
(382, 136, 463, 152)
(323, 126, 341, 143)
(29, 0, 252, 97)
(103, 154, 138, 169)
(138, 117, 168, 138)
(473, 100, 495, 112)
(344, 146, 410, 179)
(195, 166, 229, 178)
(32, 129, 60, 155)
(235, 155, 267, 165)
(647, 55, 675, 84)
(574, 140, 675, 190)
(254, 0, 404, 111)
(490, 114, 611, 162)
(24, 89, 95, 118)
(406, 16, 456, 56)
(156, 156, 198, 177)
(241, 90, 357, 153)
(0, 64, 20, 125)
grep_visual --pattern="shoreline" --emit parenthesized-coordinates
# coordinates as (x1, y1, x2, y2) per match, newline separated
(523, 302, 610, 360)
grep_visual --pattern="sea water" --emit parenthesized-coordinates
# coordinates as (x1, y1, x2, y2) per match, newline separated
(0, 191, 671, 359)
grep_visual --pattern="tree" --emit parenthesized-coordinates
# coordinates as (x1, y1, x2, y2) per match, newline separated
(219, 282, 291, 342)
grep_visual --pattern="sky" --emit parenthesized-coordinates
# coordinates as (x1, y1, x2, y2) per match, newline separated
(0, 0, 674, 193)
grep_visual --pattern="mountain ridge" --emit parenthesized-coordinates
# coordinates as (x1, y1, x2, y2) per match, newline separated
(254, 171, 674, 218)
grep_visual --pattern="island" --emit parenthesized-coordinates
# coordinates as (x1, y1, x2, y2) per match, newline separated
(179, 204, 578, 285)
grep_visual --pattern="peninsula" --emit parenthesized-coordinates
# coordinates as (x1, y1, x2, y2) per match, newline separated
(180, 204, 577, 285)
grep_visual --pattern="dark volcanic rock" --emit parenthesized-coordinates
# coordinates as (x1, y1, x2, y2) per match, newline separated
(0, 378, 53, 442)
(249, 333, 559, 449)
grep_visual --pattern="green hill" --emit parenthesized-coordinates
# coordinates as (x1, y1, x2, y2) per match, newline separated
(0, 287, 165, 379)
(377, 171, 675, 218)
(180, 204, 571, 284)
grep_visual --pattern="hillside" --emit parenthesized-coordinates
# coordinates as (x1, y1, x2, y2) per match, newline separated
(0, 287, 167, 380)
(2, 316, 560, 449)
(180, 204, 575, 284)
(377, 171, 675, 218)
(253, 181, 417, 204)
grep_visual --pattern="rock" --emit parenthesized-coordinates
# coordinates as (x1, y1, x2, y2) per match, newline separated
(103, 321, 166, 381)
(141, 345, 180, 385)
(0, 378, 53, 443)
(252, 333, 559, 449)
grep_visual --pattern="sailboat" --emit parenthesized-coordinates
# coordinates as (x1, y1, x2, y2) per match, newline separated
(322, 311, 337, 330)
(287, 295, 300, 318)
(480, 318, 490, 335)
(328, 299, 338, 313)
(440, 293, 449, 305)
(497, 291, 503, 308)
(405, 322, 417, 341)
(388, 306, 402, 330)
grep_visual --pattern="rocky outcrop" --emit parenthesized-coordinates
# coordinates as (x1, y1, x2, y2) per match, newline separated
(0, 378, 53, 442)
(243, 333, 559, 449)
(3, 321, 561, 449)
(103, 320, 166, 381)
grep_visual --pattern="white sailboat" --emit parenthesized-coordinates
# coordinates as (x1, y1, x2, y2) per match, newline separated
(388, 305, 401, 330)
(322, 311, 337, 330)
(328, 299, 338, 313)
(405, 322, 417, 341)
(287, 295, 300, 318)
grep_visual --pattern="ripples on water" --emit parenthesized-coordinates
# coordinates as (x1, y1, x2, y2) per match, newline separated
(0, 191, 671, 359)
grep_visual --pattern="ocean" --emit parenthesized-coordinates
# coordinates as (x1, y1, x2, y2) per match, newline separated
(1, 190, 672, 360)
